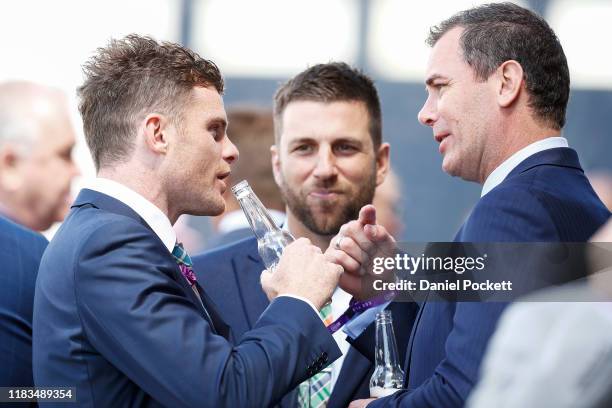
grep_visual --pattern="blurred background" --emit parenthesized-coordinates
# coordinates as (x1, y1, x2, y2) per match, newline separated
(2, 0, 610, 246)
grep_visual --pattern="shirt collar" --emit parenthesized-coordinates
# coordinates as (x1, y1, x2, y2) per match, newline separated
(481, 137, 569, 197)
(86, 177, 176, 253)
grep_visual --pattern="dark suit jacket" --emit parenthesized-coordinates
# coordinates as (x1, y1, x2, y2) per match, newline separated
(0, 216, 47, 406)
(205, 227, 253, 250)
(352, 148, 611, 407)
(33, 189, 340, 408)
(193, 237, 375, 408)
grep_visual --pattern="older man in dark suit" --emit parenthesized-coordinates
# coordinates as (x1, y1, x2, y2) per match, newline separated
(328, 3, 611, 408)
(0, 215, 47, 406)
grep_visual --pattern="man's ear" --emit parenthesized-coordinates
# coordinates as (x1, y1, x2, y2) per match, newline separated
(375, 142, 390, 186)
(497, 60, 524, 108)
(142, 113, 170, 155)
(270, 144, 282, 187)
(0, 145, 24, 191)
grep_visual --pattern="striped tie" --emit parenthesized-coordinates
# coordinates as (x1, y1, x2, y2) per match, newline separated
(171, 242, 217, 331)
(298, 303, 333, 408)
(171, 242, 197, 286)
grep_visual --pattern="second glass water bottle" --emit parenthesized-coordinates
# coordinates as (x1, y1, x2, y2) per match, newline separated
(370, 310, 405, 397)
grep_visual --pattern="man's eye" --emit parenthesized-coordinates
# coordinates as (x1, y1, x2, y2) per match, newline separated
(210, 126, 221, 140)
(294, 145, 313, 153)
(335, 144, 356, 153)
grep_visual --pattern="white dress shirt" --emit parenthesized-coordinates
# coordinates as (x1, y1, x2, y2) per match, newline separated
(87, 177, 176, 252)
(481, 137, 568, 197)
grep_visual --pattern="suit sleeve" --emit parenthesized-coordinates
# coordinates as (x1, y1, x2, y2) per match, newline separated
(366, 187, 557, 408)
(74, 220, 340, 408)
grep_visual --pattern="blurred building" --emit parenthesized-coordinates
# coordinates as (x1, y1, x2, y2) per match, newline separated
(2, 0, 610, 240)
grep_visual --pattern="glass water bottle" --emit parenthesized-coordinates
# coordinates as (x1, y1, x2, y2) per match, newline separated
(232, 180, 294, 269)
(369, 310, 405, 397)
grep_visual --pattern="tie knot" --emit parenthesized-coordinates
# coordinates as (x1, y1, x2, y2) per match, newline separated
(172, 242, 193, 268)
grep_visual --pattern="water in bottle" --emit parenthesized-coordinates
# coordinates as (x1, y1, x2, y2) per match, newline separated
(232, 180, 294, 269)
(369, 310, 405, 397)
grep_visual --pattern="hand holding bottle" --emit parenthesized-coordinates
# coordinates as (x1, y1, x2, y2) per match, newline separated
(232, 180, 342, 310)
(261, 237, 343, 310)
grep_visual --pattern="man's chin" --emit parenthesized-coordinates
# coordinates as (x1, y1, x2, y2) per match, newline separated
(441, 158, 459, 178)
(308, 215, 347, 236)
(208, 201, 226, 216)
(188, 199, 225, 217)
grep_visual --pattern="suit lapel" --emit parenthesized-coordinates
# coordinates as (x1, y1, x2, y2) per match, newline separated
(73, 189, 223, 335)
(195, 283, 232, 339)
(164, 268, 217, 334)
(403, 297, 427, 386)
(233, 239, 270, 331)
(327, 348, 372, 407)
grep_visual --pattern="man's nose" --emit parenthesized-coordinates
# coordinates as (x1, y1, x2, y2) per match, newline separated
(223, 135, 239, 165)
(418, 96, 437, 127)
(312, 147, 337, 179)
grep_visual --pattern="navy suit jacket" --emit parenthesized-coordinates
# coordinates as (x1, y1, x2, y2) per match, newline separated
(33, 189, 340, 408)
(351, 148, 611, 407)
(205, 227, 252, 250)
(0, 216, 47, 405)
(193, 237, 375, 408)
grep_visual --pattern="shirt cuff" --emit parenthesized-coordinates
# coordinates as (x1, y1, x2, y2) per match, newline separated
(277, 294, 323, 321)
(342, 302, 390, 339)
